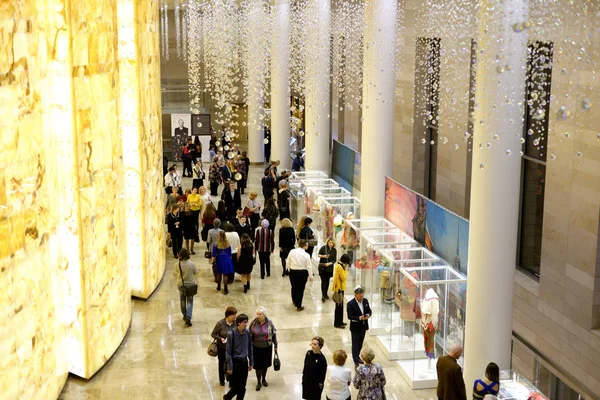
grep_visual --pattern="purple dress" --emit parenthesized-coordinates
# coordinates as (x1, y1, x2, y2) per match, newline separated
(353, 363, 387, 400)
(213, 246, 234, 275)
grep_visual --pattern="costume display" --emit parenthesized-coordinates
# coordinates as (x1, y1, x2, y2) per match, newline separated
(420, 288, 440, 360)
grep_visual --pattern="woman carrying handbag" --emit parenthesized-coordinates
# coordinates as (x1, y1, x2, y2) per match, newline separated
(177, 249, 198, 327)
(332, 254, 351, 329)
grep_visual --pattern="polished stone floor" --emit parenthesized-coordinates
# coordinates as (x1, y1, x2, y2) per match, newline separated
(59, 163, 437, 400)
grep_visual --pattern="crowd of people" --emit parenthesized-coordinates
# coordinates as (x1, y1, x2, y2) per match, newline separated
(166, 146, 501, 400)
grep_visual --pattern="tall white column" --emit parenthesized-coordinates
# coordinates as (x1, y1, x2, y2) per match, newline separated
(359, 0, 396, 217)
(304, 0, 330, 173)
(271, 0, 290, 170)
(247, 94, 264, 163)
(463, 0, 529, 388)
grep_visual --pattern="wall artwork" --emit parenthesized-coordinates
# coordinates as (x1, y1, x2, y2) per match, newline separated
(171, 113, 192, 161)
(331, 140, 361, 195)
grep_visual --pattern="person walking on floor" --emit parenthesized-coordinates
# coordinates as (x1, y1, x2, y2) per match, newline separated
(353, 347, 387, 399)
(176, 249, 198, 327)
(278, 180, 291, 221)
(261, 197, 279, 232)
(299, 217, 316, 257)
(209, 158, 222, 196)
(318, 237, 337, 302)
(237, 233, 255, 293)
(255, 219, 275, 279)
(436, 344, 467, 400)
(167, 204, 183, 259)
(225, 223, 241, 283)
(235, 215, 253, 242)
(212, 231, 234, 294)
(278, 218, 296, 277)
(287, 239, 314, 311)
(332, 254, 351, 329)
(202, 203, 217, 243)
(192, 159, 205, 189)
(249, 307, 278, 392)
(207, 218, 223, 253)
(224, 314, 254, 400)
(222, 180, 242, 222)
(212, 307, 238, 386)
(325, 349, 352, 400)
(347, 286, 372, 367)
(302, 336, 327, 400)
(246, 191, 262, 231)
(181, 203, 197, 255)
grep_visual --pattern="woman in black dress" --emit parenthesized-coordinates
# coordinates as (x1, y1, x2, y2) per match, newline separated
(278, 218, 296, 276)
(299, 217, 316, 257)
(317, 236, 337, 302)
(181, 203, 198, 255)
(216, 200, 228, 223)
(237, 233, 255, 293)
(302, 336, 327, 400)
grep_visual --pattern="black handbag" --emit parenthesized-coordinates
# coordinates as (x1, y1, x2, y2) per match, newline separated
(273, 350, 281, 371)
(179, 262, 198, 296)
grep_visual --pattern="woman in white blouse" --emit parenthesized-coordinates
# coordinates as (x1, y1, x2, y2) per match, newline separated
(325, 349, 352, 400)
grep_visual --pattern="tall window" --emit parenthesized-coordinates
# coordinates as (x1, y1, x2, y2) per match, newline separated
(518, 41, 553, 278)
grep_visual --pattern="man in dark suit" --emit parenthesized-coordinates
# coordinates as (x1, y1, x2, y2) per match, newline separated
(346, 286, 372, 366)
(436, 344, 467, 400)
(221, 181, 242, 222)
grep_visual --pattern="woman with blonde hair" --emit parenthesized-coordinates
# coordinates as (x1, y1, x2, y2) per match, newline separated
(246, 191, 262, 230)
(353, 347, 386, 399)
(211, 231, 234, 294)
(279, 218, 296, 276)
(325, 350, 352, 400)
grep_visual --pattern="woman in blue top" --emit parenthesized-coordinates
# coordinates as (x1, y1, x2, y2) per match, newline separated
(212, 231, 235, 295)
(473, 362, 500, 399)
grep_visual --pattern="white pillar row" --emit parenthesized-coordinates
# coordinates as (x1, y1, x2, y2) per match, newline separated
(359, 0, 397, 218)
(463, 0, 529, 388)
(247, 94, 264, 163)
(304, 0, 330, 173)
(270, 0, 291, 170)
(246, 1, 266, 163)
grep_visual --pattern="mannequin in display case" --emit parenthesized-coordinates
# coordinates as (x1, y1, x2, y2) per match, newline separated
(420, 288, 440, 368)
(340, 213, 358, 262)
(396, 268, 419, 337)
(376, 256, 394, 304)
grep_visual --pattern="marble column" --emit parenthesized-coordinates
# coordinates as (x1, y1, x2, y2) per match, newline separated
(304, 0, 331, 173)
(359, 0, 397, 217)
(270, 0, 291, 170)
(463, 0, 529, 388)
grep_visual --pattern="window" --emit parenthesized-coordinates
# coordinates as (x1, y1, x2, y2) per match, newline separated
(518, 41, 553, 278)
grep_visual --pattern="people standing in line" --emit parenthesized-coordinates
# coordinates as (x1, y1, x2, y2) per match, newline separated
(278, 180, 291, 221)
(212, 231, 235, 294)
(165, 186, 178, 220)
(222, 181, 242, 222)
(318, 237, 337, 303)
(261, 197, 279, 232)
(249, 307, 278, 392)
(347, 286, 372, 367)
(209, 158, 222, 196)
(237, 233, 255, 293)
(176, 249, 198, 327)
(302, 336, 327, 400)
(246, 192, 262, 231)
(299, 217, 316, 257)
(217, 200, 229, 223)
(207, 218, 223, 254)
(325, 350, 352, 400)
(202, 203, 217, 243)
(353, 347, 387, 399)
(332, 254, 351, 329)
(167, 204, 183, 259)
(181, 203, 198, 255)
(287, 239, 315, 311)
(255, 219, 275, 279)
(473, 362, 500, 400)
(235, 215, 253, 242)
(224, 314, 254, 400)
(292, 151, 304, 172)
(278, 218, 296, 277)
(212, 307, 238, 386)
(192, 159, 205, 189)
(436, 344, 467, 400)
(164, 166, 177, 194)
(225, 223, 241, 280)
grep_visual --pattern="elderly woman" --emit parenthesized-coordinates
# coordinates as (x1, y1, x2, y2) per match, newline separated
(211, 306, 238, 386)
(249, 307, 278, 392)
(353, 347, 386, 400)
(325, 350, 352, 400)
(302, 336, 328, 400)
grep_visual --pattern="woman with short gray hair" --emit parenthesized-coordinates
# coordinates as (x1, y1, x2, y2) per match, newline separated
(249, 306, 278, 391)
(353, 347, 386, 399)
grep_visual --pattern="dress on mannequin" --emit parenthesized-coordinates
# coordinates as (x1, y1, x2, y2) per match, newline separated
(420, 288, 440, 362)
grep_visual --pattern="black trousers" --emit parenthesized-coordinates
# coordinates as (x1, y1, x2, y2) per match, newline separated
(334, 291, 344, 327)
(210, 181, 219, 196)
(218, 346, 226, 384)
(290, 269, 308, 308)
(183, 159, 193, 176)
(225, 358, 249, 400)
(351, 329, 367, 365)
(320, 271, 332, 298)
(258, 252, 271, 278)
(171, 233, 183, 257)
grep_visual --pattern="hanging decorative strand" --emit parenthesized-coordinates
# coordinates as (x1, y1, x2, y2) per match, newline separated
(175, 2, 182, 59)
(163, 4, 169, 61)
(188, 0, 202, 114)
(182, 4, 188, 62)
(160, 4, 166, 60)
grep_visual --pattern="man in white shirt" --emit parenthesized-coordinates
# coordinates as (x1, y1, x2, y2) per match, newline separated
(164, 167, 176, 194)
(171, 164, 183, 194)
(286, 239, 314, 311)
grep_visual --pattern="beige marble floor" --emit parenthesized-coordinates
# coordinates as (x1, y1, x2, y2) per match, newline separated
(59, 163, 437, 400)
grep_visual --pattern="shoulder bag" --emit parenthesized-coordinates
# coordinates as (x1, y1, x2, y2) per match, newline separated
(207, 339, 219, 357)
(273, 350, 281, 371)
(179, 262, 198, 296)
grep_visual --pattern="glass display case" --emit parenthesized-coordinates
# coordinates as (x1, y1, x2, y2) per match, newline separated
(382, 265, 467, 389)
(498, 370, 549, 400)
(290, 179, 340, 223)
(312, 196, 360, 250)
(342, 218, 400, 267)
(290, 170, 328, 183)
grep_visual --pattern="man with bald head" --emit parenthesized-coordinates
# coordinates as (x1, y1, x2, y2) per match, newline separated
(436, 344, 467, 400)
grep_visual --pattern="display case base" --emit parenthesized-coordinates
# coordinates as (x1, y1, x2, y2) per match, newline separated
(373, 331, 428, 360)
(397, 358, 439, 389)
